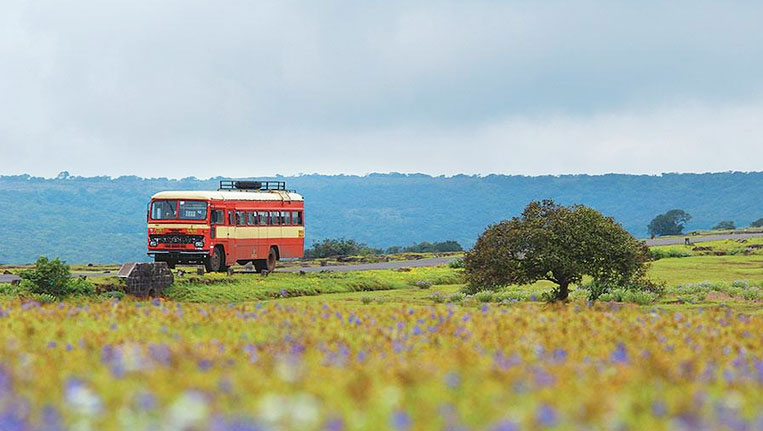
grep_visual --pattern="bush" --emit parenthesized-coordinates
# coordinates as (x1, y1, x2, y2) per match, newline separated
(583, 279, 664, 302)
(649, 248, 693, 260)
(430, 292, 445, 303)
(448, 258, 464, 269)
(303, 238, 382, 259)
(751, 218, 763, 228)
(473, 291, 495, 303)
(18, 256, 94, 298)
(390, 241, 463, 254)
(415, 280, 432, 290)
(448, 293, 465, 303)
(597, 289, 657, 305)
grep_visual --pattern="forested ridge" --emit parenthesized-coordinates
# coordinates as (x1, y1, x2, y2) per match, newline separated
(1, 172, 761, 264)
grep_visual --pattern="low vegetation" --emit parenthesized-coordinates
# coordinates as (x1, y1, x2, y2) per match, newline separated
(166, 267, 462, 303)
(0, 300, 758, 430)
(304, 238, 463, 259)
(9, 256, 95, 302)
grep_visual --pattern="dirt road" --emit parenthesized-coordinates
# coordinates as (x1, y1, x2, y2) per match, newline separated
(643, 232, 763, 246)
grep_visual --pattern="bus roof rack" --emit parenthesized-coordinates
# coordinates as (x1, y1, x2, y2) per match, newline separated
(219, 180, 294, 192)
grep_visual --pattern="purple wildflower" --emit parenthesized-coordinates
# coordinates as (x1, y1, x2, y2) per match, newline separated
(134, 392, 157, 411)
(197, 359, 213, 371)
(651, 401, 667, 417)
(535, 404, 558, 428)
(391, 410, 412, 431)
(324, 417, 345, 431)
(610, 342, 628, 364)
(491, 420, 520, 431)
(41, 405, 65, 431)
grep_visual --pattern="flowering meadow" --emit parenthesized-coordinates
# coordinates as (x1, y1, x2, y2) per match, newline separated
(0, 299, 760, 431)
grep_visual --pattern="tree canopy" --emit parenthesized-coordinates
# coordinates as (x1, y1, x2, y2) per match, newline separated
(751, 218, 763, 228)
(464, 200, 651, 301)
(647, 209, 692, 237)
(712, 220, 736, 230)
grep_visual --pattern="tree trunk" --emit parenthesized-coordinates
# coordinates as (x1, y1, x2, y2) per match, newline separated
(556, 281, 570, 301)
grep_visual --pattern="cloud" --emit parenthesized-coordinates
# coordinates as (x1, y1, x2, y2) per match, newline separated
(0, 1, 762, 177)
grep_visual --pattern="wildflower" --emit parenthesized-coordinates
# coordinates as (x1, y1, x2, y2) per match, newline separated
(444, 372, 461, 389)
(610, 343, 628, 364)
(41, 405, 65, 431)
(491, 420, 520, 431)
(134, 392, 157, 411)
(535, 404, 558, 428)
(391, 410, 412, 431)
(167, 391, 208, 430)
(651, 401, 667, 417)
(324, 417, 345, 431)
(64, 378, 102, 416)
(197, 359, 213, 371)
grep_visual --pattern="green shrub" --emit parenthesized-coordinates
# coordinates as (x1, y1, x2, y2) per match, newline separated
(18, 256, 95, 298)
(583, 279, 664, 302)
(448, 258, 465, 269)
(30, 293, 57, 304)
(360, 296, 373, 305)
(473, 291, 494, 303)
(597, 288, 657, 305)
(430, 292, 445, 303)
(102, 291, 126, 300)
(649, 248, 693, 260)
(448, 293, 465, 303)
(415, 280, 432, 290)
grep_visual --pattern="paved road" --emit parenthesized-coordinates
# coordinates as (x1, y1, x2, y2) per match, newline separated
(0, 274, 21, 283)
(643, 232, 763, 247)
(28, 232, 763, 280)
(279, 256, 458, 273)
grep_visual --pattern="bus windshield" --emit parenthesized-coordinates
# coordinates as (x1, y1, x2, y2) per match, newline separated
(151, 200, 207, 220)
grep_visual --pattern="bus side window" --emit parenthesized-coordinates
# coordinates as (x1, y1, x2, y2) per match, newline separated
(247, 211, 257, 225)
(258, 211, 268, 225)
(292, 211, 303, 225)
(211, 210, 224, 225)
(281, 211, 289, 225)
(270, 211, 280, 225)
(228, 211, 234, 225)
(236, 211, 246, 226)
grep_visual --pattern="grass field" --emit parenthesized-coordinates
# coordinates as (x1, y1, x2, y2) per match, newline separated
(0, 239, 761, 430)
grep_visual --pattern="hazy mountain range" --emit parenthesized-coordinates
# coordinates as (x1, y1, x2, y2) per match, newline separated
(1, 172, 761, 264)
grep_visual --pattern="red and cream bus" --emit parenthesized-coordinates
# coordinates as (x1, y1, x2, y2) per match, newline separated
(146, 181, 304, 272)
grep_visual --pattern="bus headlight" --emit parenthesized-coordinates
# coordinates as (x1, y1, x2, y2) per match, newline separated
(194, 240, 204, 248)
(149, 239, 158, 247)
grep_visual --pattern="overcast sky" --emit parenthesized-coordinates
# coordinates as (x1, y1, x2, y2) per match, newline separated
(1, 1, 762, 178)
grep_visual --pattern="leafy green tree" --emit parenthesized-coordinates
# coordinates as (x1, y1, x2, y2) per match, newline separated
(303, 238, 381, 258)
(387, 241, 463, 254)
(751, 218, 763, 228)
(647, 209, 692, 237)
(464, 200, 652, 301)
(712, 220, 735, 230)
(19, 256, 94, 297)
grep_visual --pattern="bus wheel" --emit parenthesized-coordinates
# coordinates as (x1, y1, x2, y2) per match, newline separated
(206, 246, 224, 272)
(253, 259, 267, 273)
(266, 247, 277, 272)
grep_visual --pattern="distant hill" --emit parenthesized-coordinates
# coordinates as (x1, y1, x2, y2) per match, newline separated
(1, 172, 761, 264)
